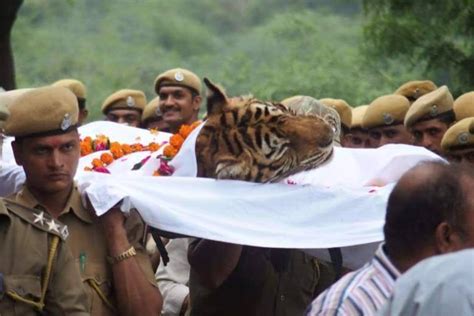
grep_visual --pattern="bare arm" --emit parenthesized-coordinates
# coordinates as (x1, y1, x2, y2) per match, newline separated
(102, 208, 162, 316)
(187, 239, 243, 289)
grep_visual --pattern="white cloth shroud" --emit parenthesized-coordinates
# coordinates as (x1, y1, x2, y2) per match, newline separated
(3, 121, 443, 268)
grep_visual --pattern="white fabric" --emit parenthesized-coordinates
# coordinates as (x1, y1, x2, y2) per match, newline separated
(0, 162, 26, 197)
(156, 238, 191, 316)
(1, 122, 444, 269)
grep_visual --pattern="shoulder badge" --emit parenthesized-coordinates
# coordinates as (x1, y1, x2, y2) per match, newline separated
(3, 199, 69, 240)
(126, 96, 135, 107)
(174, 71, 184, 82)
(458, 132, 469, 145)
(61, 113, 72, 130)
(383, 113, 394, 125)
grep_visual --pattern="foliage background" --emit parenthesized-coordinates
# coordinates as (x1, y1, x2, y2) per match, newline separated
(11, 0, 468, 121)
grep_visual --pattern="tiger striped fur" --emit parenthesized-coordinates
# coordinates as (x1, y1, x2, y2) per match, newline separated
(195, 78, 334, 183)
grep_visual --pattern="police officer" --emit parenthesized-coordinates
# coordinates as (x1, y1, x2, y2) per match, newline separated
(102, 89, 147, 127)
(0, 103, 89, 315)
(347, 105, 371, 148)
(52, 78, 89, 126)
(154, 68, 202, 133)
(362, 94, 413, 147)
(441, 117, 474, 164)
(4, 86, 162, 315)
(404, 86, 455, 156)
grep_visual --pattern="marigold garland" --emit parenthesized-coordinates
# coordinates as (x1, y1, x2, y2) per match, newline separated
(81, 121, 201, 174)
(161, 120, 201, 159)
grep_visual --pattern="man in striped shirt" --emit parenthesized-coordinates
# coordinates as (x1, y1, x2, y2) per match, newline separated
(306, 161, 474, 315)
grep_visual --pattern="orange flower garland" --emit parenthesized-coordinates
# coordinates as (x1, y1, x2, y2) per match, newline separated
(81, 121, 201, 174)
(162, 121, 201, 159)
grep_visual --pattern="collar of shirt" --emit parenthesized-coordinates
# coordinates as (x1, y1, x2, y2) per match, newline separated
(0, 199, 10, 221)
(372, 244, 401, 282)
(15, 184, 94, 224)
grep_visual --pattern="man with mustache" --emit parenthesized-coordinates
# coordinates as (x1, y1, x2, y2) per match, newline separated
(404, 86, 455, 156)
(154, 68, 202, 134)
(4, 86, 162, 316)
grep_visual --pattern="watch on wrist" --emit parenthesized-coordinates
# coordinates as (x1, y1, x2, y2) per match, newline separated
(107, 246, 137, 264)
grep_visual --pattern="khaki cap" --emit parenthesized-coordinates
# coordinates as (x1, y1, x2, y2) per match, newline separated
(101, 89, 146, 114)
(351, 105, 369, 129)
(362, 94, 410, 129)
(154, 68, 201, 95)
(142, 96, 161, 122)
(453, 91, 474, 121)
(441, 117, 474, 152)
(0, 88, 34, 109)
(319, 98, 352, 129)
(4, 86, 79, 137)
(394, 80, 437, 102)
(404, 86, 454, 128)
(51, 79, 86, 99)
(281, 95, 341, 144)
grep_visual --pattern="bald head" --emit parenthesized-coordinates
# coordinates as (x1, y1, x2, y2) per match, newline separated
(395, 161, 447, 193)
(384, 161, 474, 264)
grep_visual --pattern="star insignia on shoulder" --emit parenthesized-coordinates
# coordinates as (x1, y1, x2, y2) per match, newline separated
(47, 219, 60, 233)
(61, 225, 69, 239)
(33, 211, 45, 226)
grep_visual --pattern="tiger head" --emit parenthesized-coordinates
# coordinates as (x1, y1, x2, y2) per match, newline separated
(195, 78, 334, 183)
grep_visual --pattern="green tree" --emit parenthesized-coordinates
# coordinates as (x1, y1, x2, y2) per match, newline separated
(363, 0, 474, 95)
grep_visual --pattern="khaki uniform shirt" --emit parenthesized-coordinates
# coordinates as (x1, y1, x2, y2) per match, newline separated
(189, 244, 321, 316)
(8, 185, 157, 316)
(0, 198, 89, 315)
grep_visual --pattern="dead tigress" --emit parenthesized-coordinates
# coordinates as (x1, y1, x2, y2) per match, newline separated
(195, 78, 334, 182)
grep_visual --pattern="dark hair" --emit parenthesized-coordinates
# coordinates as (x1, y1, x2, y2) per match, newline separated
(384, 161, 472, 259)
(416, 110, 456, 126)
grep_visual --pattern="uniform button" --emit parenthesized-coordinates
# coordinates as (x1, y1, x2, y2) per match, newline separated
(280, 294, 285, 301)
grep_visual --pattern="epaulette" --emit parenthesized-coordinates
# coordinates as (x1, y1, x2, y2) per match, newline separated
(2, 199, 69, 240)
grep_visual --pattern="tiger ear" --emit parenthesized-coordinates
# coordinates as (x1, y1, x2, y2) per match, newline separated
(204, 77, 229, 116)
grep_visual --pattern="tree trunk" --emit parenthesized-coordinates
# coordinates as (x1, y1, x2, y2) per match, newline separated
(0, 0, 23, 90)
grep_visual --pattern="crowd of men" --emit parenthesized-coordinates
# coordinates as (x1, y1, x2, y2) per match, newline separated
(0, 68, 473, 315)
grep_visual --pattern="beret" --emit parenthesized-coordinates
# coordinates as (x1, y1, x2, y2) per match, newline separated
(453, 91, 474, 121)
(394, 80, 437, 102)
(441, 117, 474, 152)
(142, 96, 161, 122)
(101, 89, 146, 114)
(154, 68, 201, 95)
(4, 86, 79, 137)
(319, 98, 352, 129)
(351, 105, 369, 129)
(404, 86, 454, 128)
(0, 88, 34, 109)
(362, 94, 410, 129)
(51, 79, 86, 99)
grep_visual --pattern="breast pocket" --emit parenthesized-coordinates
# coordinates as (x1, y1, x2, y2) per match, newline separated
(3, 274, 42, 315)
(79, 260, 115, 315)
